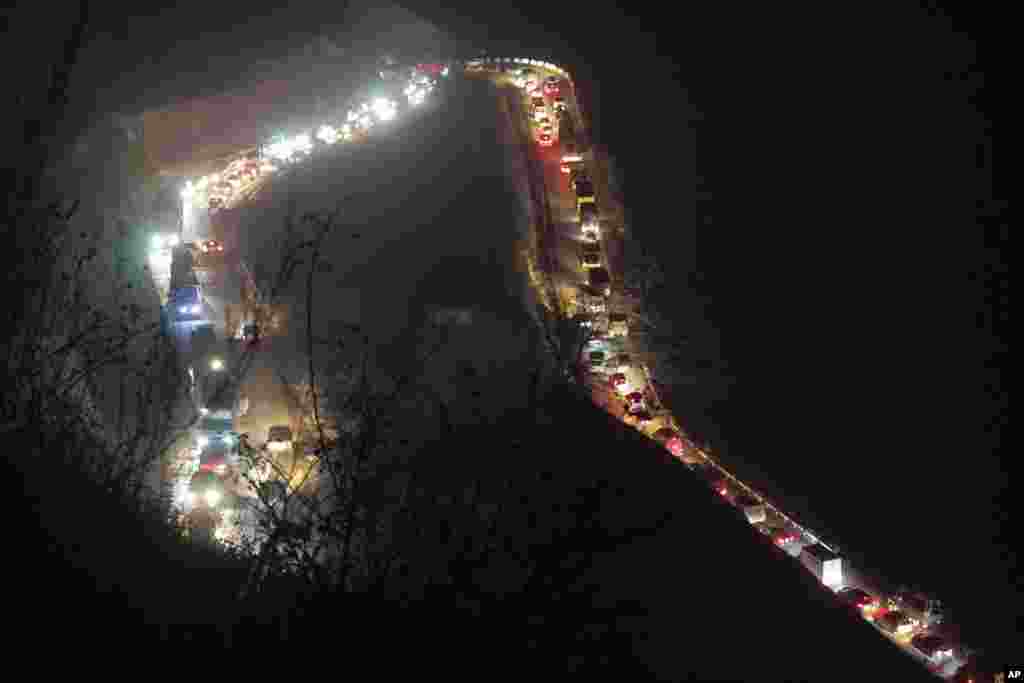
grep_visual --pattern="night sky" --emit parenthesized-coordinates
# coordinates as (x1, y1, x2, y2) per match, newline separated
(8, 0, 1012, 657)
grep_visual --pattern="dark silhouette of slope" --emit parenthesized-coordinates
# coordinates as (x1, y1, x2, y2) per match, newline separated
(7, 385, 937, 679)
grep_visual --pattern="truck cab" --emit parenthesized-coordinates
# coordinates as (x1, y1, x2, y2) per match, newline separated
(588, 267, 611, 297)
(169, 285, 204, 320)
(574, 179, 596, 211)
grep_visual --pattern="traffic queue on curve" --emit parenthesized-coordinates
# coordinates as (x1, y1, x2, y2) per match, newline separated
(484, 54, 985, 680)
(149, 63, 449, 543)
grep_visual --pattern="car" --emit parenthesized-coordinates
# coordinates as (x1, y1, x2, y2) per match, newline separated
(710, 478, 733, 499)
(267, 425, 293, 452)
(771, 528, 800, 547)
(240, 322, 262, 348)
(538, 133, 554, 147)
(578, 286, 606, 314)
(169, 285, 203, 319)
(876, 610, 916, 636)
(909, 634, 954, 662)
(625, 391, 646, 414)
(609, 373, 628, 391)
(579, 203, 599, 231)
(573, 176, 595, 198)
(580, 249, 602, 270)
(199, 443, 231, 475)
(200, 239, 224, 254)
(172, 242, 196, 267)
(837, 587, 878, 611)
(627, 409, 653, 425)
(187, 470, 232, 510)
(887, 590, 930, 617)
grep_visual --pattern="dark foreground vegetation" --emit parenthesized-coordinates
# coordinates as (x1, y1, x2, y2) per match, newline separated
(8, 383, 934, 680)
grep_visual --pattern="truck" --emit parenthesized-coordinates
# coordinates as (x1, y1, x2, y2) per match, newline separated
(799, 543, 844, 588)
(735, 494, 767, 524)
(576, 285, 606, 315)
(579, 203, 599, 235)
(575, 178, 596, 210)
(608, 313, 628, 338)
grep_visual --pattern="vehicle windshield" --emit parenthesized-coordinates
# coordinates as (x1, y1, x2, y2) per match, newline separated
(171, 289, 199, 302)
(200, 417, 232, 433)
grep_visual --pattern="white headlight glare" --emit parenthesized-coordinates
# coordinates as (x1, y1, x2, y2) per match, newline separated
(204, 489, 222, 507)
(198, 436, 209, 447)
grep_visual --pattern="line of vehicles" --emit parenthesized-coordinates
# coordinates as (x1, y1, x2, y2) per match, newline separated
(152, 63, 451, 544)
(185, 65, 446, 218)
(162, 234, 300, 544)
(502, 56, 984, 680)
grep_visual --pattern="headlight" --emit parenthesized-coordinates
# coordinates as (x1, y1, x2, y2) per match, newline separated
(197, 436, 209, 447)
(184, 491, 195, 506)
(168, 234, 180, 247)
(190, 304, 201, 314)
(204, 489, 222, 507)
(179, 306, 189, 314)
(200, 407, 209, 415)
(152, 235, 164, 248)
(222, 435, 234, 446)
(215, 464, 227, 474)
